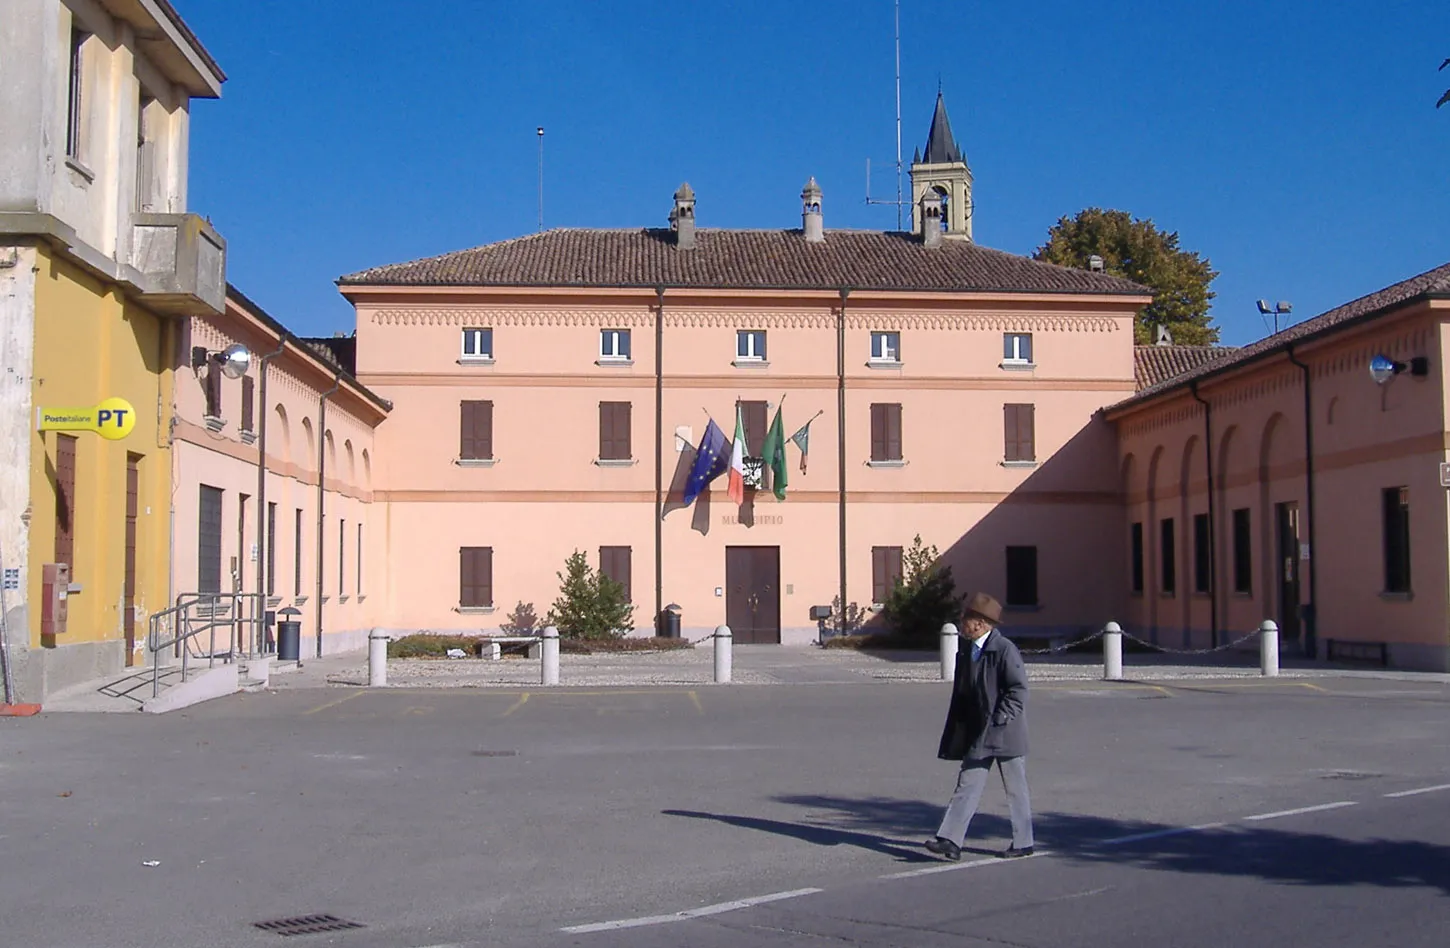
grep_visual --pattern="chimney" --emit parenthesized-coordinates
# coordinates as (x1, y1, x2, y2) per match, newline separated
(1155, 324, 1173, 347)
(919, 191, 943, 248)
(668, 182, 696, 250)
(801, 177, 824, 243)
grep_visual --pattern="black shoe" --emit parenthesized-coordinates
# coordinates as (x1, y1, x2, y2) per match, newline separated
(999, 845, 1035, 858)
(924, 837, 961, 861)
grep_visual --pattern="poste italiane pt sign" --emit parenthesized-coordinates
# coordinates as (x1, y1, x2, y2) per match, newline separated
(37, 397, 137, 440)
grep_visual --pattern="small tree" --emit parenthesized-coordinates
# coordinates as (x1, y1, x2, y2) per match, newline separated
(883, 535, 963, 646)
(546, 551, 635, 641)
(828, 595, 868, 636)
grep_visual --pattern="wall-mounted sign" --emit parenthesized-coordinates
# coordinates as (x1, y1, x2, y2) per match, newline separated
(1441, 462, 1450, 489)
(37, 397, 136, 440)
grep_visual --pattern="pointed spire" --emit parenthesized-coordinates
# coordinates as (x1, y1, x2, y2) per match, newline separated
(921, 92, 963, 164)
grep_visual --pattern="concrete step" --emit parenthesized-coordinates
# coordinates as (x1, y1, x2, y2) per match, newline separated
(42, 661, 240, 713)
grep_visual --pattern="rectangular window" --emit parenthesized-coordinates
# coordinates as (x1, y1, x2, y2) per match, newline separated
(598, 402, 632, 460)
(1232, 508, 1252, 594)
(460, 400, 494, 460)
(241, 375, 255, 433)
(338, 519, 346, 595)
(871, 546, 903, 604)
(1005, 546, 1039, 607)
(294, 508, 304, 596)
(357, 523, 363, 596)
(461, 327, 493, 360)
(1004, 404, 1035, 463)
(54, 434, 77, 567)
(870, 331, 901, 363)
(266, 502, 277, 596)
(1193, 513, 1211, 594)
(736, 330, 767, 361)
(1003, 333, 1034, 365)
(740, 400, 768, 456)
(66, 27, 86, 159)
(870, 403, 903, 462)
(198, 485, 223, 594)
(205, 365, 222, 419)
(600, 329, 631, 361)
(1160, 518, 1176, 596)
(599, 546, 632, 602)
(1130, 521, 1144, 594)
(1383, 486, 1412, 593)
(460, 546, 493, 608)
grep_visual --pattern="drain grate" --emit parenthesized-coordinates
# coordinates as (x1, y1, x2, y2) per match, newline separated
(1320, 770, 1381, 781)
(472, 750, 518, 757)
(253, 915, 366, 937)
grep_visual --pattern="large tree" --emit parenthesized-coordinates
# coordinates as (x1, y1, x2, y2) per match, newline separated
(1033, 208, 1220, 346)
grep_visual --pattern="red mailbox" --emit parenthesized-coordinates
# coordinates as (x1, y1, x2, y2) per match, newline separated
(41, 563, 70, 636)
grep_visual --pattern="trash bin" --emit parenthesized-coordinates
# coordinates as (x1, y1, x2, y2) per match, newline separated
(277, 607, 302, 662)
(657, 603, 682, 639)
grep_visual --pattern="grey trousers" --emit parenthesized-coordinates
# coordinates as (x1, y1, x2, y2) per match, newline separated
(936, 755, 1034, 849)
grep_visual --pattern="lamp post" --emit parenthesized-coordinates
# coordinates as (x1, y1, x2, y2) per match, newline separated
(1256, 299, 1293, 334)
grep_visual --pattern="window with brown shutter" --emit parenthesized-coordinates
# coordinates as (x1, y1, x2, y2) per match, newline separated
(599, 402, 631, 460)
(871, 546, 903, 603)
(205, 365, 222, 419)
(740, 401, 768, 456)
(599, 546, 632, 601)
(54, 434, 77, 567)
(1004, 403, 1035, 462)
(1005, 546, 1039, 606)
(241, 375, 255, 433)
(460, 400, 494, 460)
(870, 403, 902, 461)
(460, 546, 493, 608)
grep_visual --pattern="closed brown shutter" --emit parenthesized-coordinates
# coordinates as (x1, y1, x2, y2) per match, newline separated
(205, 365, 222, 418)
(54, 434, 77, 566)
(1004, 404, 1035, 462)
(598, 402, 611, 459)
(870, 404, 885, 461)
(600, 546, 631, 601)
(871, 404, 901, 461)
(598, 402, 631, 460)
(615, 402, 631, 459)
(241, 375, 255, 432)
(461, 401, 493, 460)
(886, 404, 902, 460)
(742, 401, 767, 455)
(871, 545, 903, 602)
(460, 547, 493, 607)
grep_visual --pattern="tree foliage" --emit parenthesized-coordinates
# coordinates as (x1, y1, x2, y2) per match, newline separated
(882, 535, 963, 646)
(546, 551, 635, 641)
(1034, 208, 1220, 346)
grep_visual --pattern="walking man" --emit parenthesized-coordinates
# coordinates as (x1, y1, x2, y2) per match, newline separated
(926, 592, 1035, 861)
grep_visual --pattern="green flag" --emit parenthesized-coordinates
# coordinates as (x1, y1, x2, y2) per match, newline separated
(761, 403, 788, 501)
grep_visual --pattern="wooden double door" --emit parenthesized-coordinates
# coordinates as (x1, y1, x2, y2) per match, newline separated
(726, 546, 780, 645)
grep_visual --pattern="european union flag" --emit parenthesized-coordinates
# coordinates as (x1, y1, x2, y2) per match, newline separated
(681, 418, 729, 507)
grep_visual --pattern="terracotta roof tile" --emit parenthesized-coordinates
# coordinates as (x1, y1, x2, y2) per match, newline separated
(1116, 260, 1450, 410)
(1134, 345, 1241, 390)
(338, 228, 1150, 296)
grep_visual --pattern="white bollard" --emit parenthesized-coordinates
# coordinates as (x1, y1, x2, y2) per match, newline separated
(1259, 619, 1279, 677)
(940, 623, 959, 681)
(541, 625, 560, 686)
(368, 630, 389, 687)
(714, 625, 732, 684)
(1103, 621, 1123, 681)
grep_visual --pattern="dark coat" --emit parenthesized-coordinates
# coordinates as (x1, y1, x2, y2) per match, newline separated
(937, 629, 1029, 761)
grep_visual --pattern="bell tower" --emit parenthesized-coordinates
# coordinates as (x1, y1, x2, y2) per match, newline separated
(909, 92, 973, 241)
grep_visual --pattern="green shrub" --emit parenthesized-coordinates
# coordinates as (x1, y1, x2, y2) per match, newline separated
(546, 551, 636, 641)
(560, 636, 694, 655)
(821, 631, 930, 651)
(387, 634, 486, 659)
(882, 535, 963, 646)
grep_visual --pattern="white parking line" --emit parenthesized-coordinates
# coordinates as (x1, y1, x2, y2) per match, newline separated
(1243, 801, 1356, 822)
(880, 852, 1043, 879)
(560, 887, 823, 934)
(1384, 783, 1450, 798)
(1100, 822, 1227, 846)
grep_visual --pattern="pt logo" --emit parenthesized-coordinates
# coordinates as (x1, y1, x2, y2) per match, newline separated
(38, 397, 137, 440)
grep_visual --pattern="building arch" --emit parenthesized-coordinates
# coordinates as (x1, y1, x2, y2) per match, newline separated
(344, 439, 356, 486)
(272, 404, 291, 467)
(301, 417, 315, 473)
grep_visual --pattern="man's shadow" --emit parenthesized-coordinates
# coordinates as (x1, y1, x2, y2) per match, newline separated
(661, 808, 998, 862)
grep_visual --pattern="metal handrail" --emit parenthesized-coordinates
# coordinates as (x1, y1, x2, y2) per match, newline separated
(147, 592, 265, 698)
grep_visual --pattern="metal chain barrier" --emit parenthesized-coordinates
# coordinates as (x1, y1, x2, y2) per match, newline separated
(1015, 628, 1107, 656)
(1116, 626, 1263, 656)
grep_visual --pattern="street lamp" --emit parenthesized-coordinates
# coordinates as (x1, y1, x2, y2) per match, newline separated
(1256, 299, 1293, 334)
(1369, 353, 1429, 385)
(192, 342, 252, 378)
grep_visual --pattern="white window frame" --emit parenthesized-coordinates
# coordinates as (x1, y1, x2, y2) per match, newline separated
(461, 327, 493, 363)
(66, 27, 87, 161)
(1003, 332, 1034, 366)
(599, 328, 631, 362)
(736, 330, 767, 363)
(869, 331, 901, 364)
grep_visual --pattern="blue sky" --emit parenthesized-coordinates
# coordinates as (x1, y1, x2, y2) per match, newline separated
(182, 0, 1450, 346)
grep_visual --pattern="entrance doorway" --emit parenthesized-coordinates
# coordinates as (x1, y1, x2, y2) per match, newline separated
(725, 546, 780, 644)
(123, 455, 139, 666)
(1275, 502, 1301, 650)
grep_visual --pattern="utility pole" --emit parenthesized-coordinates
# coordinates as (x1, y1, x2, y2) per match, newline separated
(536, 126, 544, 232)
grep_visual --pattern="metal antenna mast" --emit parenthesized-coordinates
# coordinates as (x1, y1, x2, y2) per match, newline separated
(536, 126, 545, 232)
(865, 0, 907, 229)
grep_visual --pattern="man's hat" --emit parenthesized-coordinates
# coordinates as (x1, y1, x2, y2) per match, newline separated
(963, 592, 1002, 626)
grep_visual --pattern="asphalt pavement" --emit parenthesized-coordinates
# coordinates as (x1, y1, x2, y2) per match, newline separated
(2, 670, 1448, 947)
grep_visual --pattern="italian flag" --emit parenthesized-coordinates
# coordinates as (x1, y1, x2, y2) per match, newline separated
(727, 403, 746, 505)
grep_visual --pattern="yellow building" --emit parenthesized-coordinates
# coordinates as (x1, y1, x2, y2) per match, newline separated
(0, 0, 226, 705)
